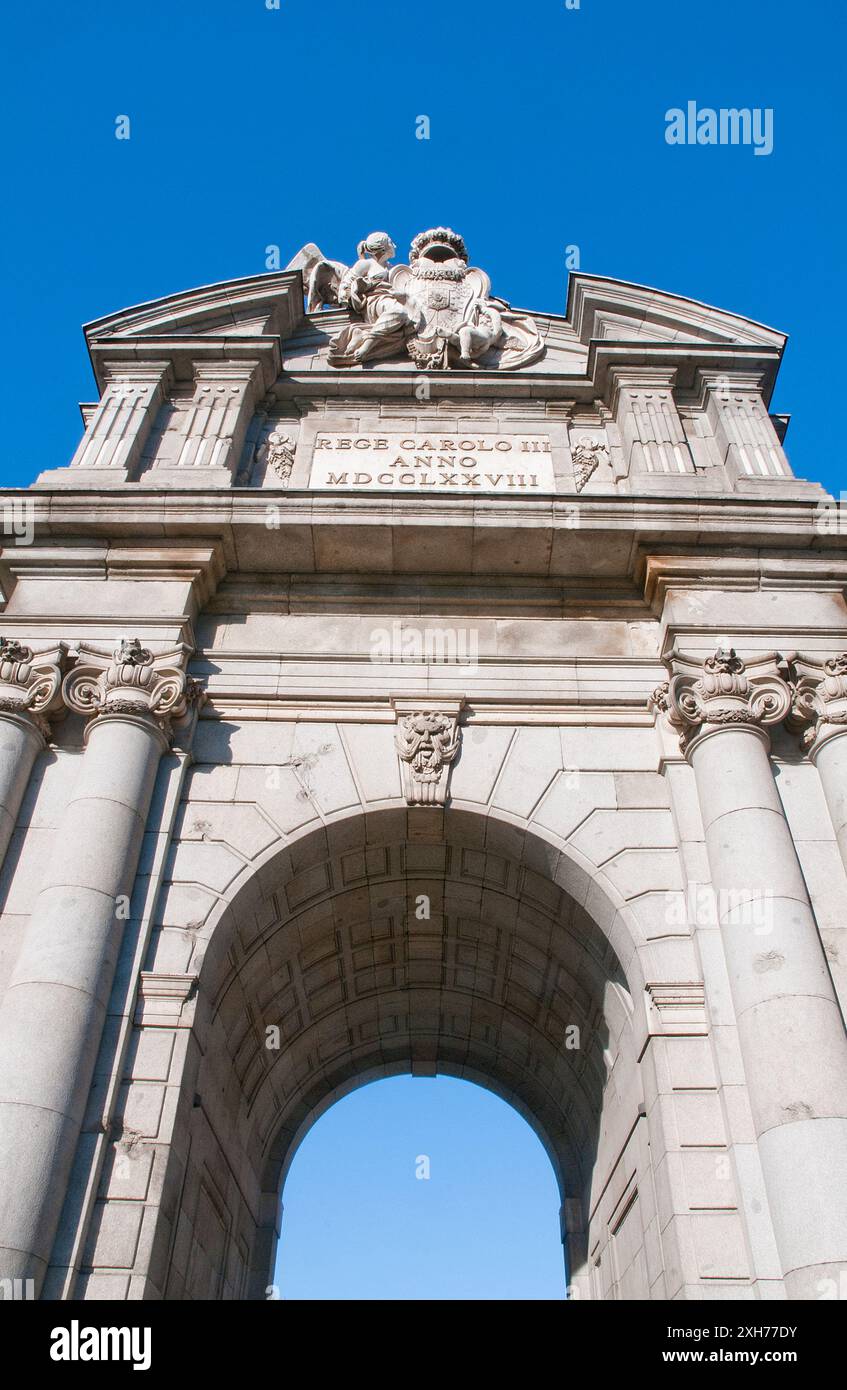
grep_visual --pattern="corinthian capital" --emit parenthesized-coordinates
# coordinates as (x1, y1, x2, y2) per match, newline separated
(0, 637, 65, 738)
(62, 638, 198, 740)
(786, 652, 847, 753)
(652, 646, 792, 753)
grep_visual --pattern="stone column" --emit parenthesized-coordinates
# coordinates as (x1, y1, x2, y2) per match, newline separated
(656, 647, 847, 1299)
(0, 638, 192, 1293)
(789, 652, 847, 875)
(561, 1198, 590, 1300)
(0, 639, 64, 870)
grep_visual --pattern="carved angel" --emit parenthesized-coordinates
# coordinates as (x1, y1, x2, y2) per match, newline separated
(455, 301, 503, 366)
(287, 231, 423, 365)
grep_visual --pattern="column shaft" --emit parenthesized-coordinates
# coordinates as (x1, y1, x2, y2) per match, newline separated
(811, 733, 847, 876)
(689, 724, 847, 1298)
(0, 714, 165, 1291)
(0, 714, 46, 869)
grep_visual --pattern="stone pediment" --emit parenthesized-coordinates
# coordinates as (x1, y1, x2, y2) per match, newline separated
(30, 224, 813, 502)
(568, 273, 786, 351)
(81, 270, 307, 393)
(84, 270, 305, 340)
(79, 230, 786, 391)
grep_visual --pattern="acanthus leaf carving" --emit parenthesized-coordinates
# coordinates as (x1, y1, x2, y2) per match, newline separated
(786, 651, 847, 752)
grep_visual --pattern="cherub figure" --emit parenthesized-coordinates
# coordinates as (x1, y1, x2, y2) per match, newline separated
(454, 301, 503, 366)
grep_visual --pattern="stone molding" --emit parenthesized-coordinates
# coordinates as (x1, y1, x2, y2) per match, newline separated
(135, 972, 197, 1027)
(652, 646, 792, 754)
(645, 982, 708, 1037)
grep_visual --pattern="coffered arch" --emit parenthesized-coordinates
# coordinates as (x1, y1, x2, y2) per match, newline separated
(149, 805, 652, 1300)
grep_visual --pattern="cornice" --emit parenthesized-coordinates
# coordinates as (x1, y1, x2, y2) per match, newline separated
(641, 551, 847, 610)
(2, 491, 843, 582)
(0, 539, 226, 592)
(590, 342, 782, 408)
(87, 335, 282, 393)
(566, 273, 786, 352)
(0, 616, 198, 651)
(200, 697, 659, 726)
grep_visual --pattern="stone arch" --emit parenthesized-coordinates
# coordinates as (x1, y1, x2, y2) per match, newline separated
(143, 801, 665, 1300)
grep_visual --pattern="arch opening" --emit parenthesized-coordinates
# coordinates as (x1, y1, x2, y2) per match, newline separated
(151, 807, 644, 1300)
(273, 1074, 566, 1300)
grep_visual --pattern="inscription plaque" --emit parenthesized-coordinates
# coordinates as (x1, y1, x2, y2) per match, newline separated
(307, 433, 556, 493)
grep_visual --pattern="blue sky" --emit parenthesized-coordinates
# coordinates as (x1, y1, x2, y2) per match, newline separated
(1, 0, 843, 1298)
(273, 1076, 566, 1300)
(0, 0, 844, 493)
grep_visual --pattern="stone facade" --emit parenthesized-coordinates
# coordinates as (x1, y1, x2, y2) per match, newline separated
(0, 230, 845, 1301)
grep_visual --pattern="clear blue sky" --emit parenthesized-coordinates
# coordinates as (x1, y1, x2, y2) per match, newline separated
(1, 0, 843, 1299)
(0, 0, 844, 494)
(274, 1076, 566, 1300)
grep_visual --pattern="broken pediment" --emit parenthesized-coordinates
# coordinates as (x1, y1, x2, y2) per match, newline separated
(76, 228, 788, 392)
(30, 225, 814, 505)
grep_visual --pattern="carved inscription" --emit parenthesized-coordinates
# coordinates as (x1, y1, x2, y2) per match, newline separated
(308, 433, 555, 493)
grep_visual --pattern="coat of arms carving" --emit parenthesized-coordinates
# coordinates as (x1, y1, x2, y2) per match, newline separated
(287, 228, 545, 372)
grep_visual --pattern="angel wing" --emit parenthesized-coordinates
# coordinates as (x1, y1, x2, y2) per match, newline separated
(285, 243, 347, 313)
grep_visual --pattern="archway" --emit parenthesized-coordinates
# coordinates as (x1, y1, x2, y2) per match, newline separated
(273, 1074, 566, 1300)
(149, 807, 650, 1300)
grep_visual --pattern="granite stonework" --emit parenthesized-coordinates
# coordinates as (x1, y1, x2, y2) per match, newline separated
(0, 229, 845, 1302)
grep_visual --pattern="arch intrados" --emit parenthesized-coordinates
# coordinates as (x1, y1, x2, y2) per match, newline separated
(188, 804, 647, 1002)
(267, 1061, 570, 1200)
(241, 993, 612, 1182)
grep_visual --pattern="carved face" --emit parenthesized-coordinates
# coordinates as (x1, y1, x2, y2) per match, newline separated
(397, 712, 458, 782)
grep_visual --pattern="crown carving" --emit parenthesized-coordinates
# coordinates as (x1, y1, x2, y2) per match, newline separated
(409, 227, 469, 264)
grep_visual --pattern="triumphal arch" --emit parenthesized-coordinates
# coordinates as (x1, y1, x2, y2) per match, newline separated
(0, 227, 845, 1301)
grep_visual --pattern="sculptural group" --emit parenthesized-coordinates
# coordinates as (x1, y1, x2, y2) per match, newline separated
(287, 227, 545, 371)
